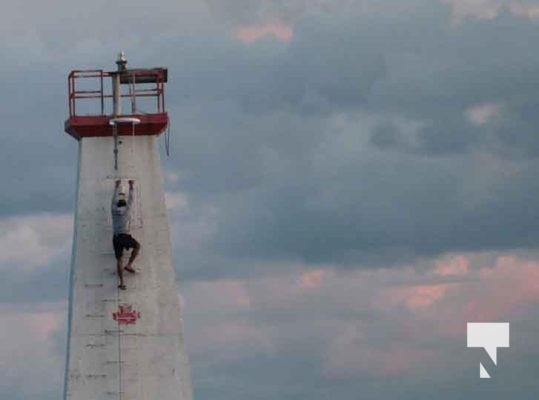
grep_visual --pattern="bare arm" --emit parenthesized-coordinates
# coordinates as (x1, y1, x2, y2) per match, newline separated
(112, 180, 121, 211)
(127, 180, 135, 210)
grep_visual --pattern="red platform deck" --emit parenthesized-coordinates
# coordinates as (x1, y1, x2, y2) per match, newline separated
(65, 113, 168, 140)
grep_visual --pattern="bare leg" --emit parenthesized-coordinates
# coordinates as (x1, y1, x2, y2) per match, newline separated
(116, 258, 126, 289)
(125, 243, 140, 272)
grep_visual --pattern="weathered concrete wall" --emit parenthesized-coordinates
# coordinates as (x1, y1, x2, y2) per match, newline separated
(64, 135, 193, 400)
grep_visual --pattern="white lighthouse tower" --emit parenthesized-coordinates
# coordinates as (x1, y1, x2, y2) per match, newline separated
(63, 54, 193, 400)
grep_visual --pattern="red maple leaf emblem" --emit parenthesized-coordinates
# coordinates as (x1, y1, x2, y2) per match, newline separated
(113, 304, 140, 325)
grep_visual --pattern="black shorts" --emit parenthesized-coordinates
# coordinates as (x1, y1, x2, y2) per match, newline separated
(113, 234, 140, 259)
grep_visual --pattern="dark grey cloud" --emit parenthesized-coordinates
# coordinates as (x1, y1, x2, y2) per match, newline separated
(205, 0, 355, 26)
(0, 69, 77, 215)
(153, 2, 539, 272)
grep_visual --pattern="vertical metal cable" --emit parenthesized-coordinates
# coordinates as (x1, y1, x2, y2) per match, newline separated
(117, 288, 123, 400)
(165, 121, 171, 157)
(113, 124, 119, 171)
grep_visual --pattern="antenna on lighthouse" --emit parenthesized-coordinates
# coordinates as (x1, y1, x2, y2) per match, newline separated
(110, 52, 141, 170)
(112, 51, 125, 117)
(117, 51, 127, 70)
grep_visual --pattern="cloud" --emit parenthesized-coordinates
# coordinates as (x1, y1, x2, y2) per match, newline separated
(165, 191, 189, 211)
(0, 0, 214, 61)
(0, 214, 72, 271)
(0, 302, 66, 400)
(0, 214, 71, 306)
(234, 22, 294, 43)
(182, 279, 271, 365)
(297, 269, 328, 289)
(380, 283, 452, 310)
(324, 328, 437, 378)
(205, 0, 355, 26)
(433, 254, 470, 276)
(443, 0, 539, 21)
(466, 102, 503, 126)
(155, 3, 539, 269)
(180, 251, 539, 399)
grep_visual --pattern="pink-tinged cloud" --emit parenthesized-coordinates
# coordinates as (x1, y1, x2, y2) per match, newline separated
(428, 254, 539, 324)
(185, 279, 252, 310)
(297, 269, 329, 290)
(181, 253, 539, 380)
(323, 253, 539, 379)
(25, 312, 63, 341)
(234, 22, 293, 44)
(410, 254, 539, 340)
(0, 305, 65, 397)
(378, 284, 453, 311)
(434, 254, 470, 277)
(462, 255, 539, 321)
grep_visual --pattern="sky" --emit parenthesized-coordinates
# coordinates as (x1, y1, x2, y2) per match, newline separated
(2, 0, 539, 398)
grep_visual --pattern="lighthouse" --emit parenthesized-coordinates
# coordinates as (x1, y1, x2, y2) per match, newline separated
(63, 54, 193, 400)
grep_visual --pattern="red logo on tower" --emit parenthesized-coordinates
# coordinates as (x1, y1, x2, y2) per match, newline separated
(113, 304, 140, 325)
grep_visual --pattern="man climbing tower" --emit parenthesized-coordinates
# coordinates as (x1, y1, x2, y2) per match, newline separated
(111, 179, 140, 290)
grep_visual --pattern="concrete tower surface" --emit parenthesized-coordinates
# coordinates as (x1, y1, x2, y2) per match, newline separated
(63, 54, 193, 400)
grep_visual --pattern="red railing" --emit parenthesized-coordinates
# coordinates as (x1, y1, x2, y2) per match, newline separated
(67, 68, 167, 117)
